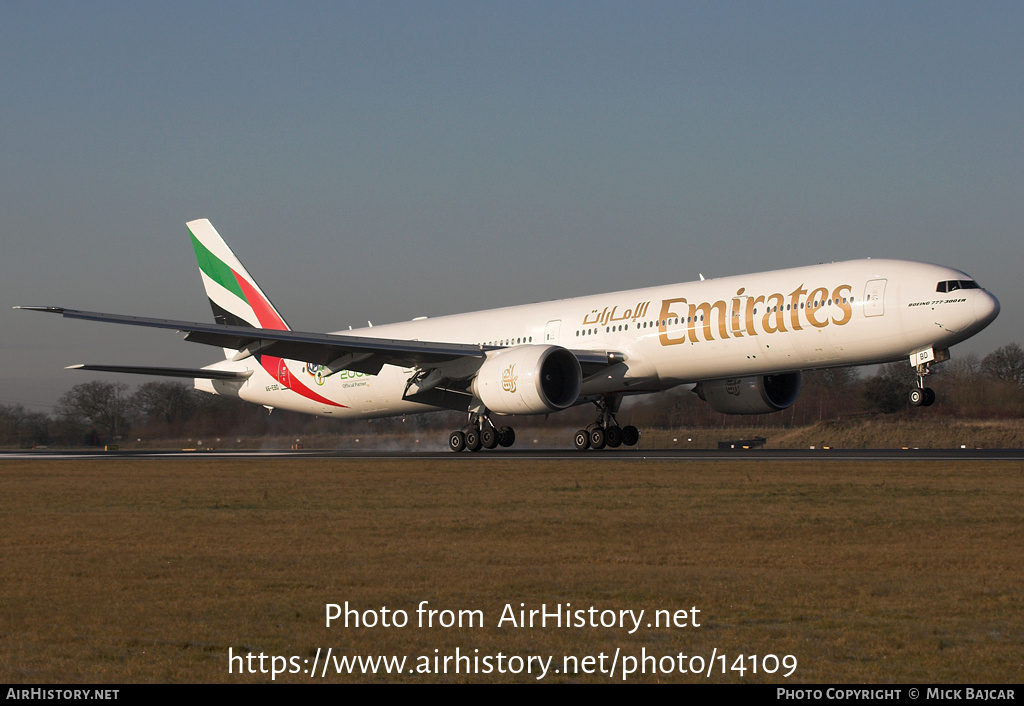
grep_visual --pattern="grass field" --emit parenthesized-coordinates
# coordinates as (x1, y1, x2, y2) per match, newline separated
(1, 458, 1021, 683)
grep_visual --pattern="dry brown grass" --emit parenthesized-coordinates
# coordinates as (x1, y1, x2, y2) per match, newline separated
(770, 419, 1024, 450)
(1, 458, 1021, 683)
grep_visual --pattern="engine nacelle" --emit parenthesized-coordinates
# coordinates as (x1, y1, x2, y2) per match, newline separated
(471, 345, 582, 415)
(696, 372, 802, 415)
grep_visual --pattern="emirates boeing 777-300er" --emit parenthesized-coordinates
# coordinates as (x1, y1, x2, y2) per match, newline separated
(19, 219, 1000, 451)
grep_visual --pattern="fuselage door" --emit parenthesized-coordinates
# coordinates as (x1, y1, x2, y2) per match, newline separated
(545, 320, 561, 345)
(864, 279, 887, 317)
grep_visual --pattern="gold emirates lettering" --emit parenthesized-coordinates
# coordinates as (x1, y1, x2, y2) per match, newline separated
(582, 301, 652, 328)
(650, 284, 853, 346)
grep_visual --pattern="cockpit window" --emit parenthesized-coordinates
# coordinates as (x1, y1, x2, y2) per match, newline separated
(936, 280, 980, 293)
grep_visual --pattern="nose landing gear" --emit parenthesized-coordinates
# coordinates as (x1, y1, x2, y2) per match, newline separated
(909, 385, 935, 407)
(909, 360, 936, 407)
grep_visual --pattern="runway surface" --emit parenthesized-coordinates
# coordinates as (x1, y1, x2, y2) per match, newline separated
(3, 447, 1024, 461)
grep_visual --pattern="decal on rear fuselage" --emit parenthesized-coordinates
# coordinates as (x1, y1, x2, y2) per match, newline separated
(303, 364, 370, 389)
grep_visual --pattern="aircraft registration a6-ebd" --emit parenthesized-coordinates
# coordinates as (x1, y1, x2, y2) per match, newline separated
(20, 219, 999, 451)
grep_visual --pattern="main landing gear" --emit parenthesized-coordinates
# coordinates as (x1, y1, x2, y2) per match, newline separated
(574, 396, 640, 451)
(909, 361, 936, 407)
(448, 413, 515, 452)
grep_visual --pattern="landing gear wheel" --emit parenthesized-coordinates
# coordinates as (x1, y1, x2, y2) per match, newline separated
(621, 425, 640, 446)
(449, 430, 466, 453)
(480, 426, 498, 450)
(464, 428, 482, 452)
(605, 425, 623, 448)
(497, 426, 515, 448)
(589, 427, 606, 450)
(912, 359, 939, 408)
(574, 429, 590, 450)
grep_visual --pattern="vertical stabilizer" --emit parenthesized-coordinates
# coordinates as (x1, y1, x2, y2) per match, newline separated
(186, 219, 290, 332)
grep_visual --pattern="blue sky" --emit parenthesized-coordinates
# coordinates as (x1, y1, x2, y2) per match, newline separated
(3, 1, 1022, 411)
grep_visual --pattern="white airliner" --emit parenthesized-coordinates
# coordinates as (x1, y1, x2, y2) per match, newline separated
(19, 219, 1000, 451)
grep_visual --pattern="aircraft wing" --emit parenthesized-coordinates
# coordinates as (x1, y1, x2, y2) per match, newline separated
(19, 306, 626, 384)
(64, 364, 252, 380)
(17, 306, 485, 375)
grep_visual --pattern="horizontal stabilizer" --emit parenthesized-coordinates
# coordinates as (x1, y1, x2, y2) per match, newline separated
(66, 364, 252, 380)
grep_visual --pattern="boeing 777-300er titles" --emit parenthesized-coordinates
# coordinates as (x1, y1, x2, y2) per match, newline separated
(18, 219, 1000, 451)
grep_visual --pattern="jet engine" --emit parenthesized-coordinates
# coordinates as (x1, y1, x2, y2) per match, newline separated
(471, 345, 582, 415)
(695, 372, 802, 415)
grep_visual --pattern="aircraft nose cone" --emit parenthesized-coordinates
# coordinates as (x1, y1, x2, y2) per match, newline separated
(974, 290, 1000, 328)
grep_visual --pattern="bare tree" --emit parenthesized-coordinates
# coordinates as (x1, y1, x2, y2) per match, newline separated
(793, 366, 860, 423)
(132, 381, 201, 425)
(981, 343, 1024, 390)
(0, 404, 50, 447)
(939, 353, 980, 386)
(56, 381, 133, 440)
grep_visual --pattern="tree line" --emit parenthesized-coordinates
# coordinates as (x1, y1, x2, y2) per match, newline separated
(3, 343, 1022, 448)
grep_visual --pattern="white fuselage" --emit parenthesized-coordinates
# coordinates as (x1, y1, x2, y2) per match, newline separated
(202, 258, 999, 418)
